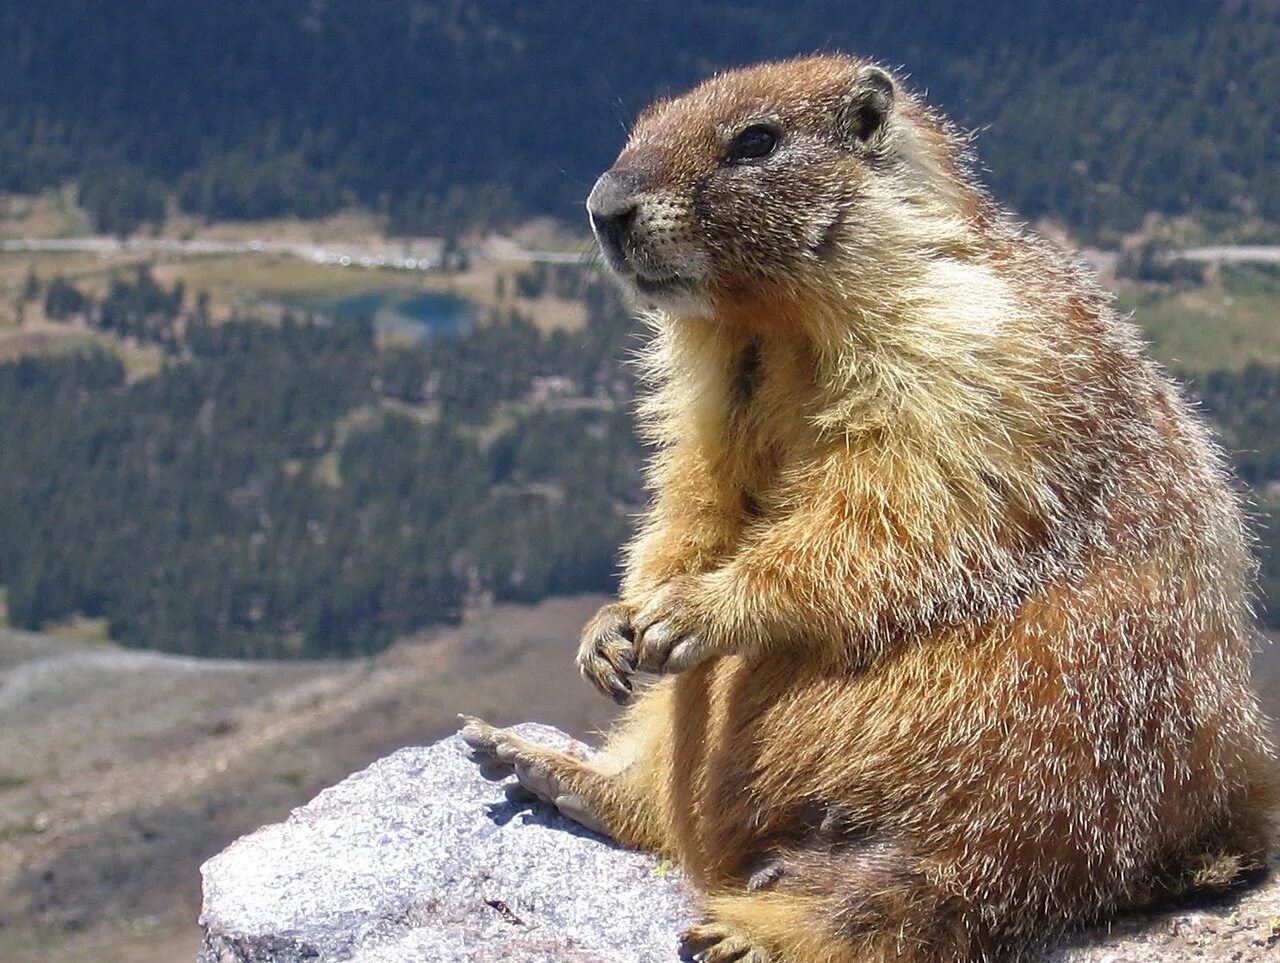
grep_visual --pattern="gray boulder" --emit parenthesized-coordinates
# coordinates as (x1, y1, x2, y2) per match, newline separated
(199, 725, 1279, 962)
(198, 724, 696, 963)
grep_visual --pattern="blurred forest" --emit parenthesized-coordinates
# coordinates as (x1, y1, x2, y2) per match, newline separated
(0, 267, 645, 657)
(0, 1, 1276, 237)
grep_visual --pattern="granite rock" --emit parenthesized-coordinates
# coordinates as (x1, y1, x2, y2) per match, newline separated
(198, 725, 696, 963)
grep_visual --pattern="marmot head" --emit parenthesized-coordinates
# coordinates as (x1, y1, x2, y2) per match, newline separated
(588, 55, 986, 324)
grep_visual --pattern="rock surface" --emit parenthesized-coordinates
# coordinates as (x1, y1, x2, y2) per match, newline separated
(198, 725, 696, 963)
(199, 725, 1280, 962)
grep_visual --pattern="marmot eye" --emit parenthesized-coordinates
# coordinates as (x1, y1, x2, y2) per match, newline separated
(726, 124, 779, 163)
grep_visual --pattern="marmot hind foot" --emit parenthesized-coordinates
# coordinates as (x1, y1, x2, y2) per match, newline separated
(680, 919, 773, 963)
(457, 715, 611, 837)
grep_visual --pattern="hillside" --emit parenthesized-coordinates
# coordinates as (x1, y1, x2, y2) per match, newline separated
(0, 597, 618, 963)
(0, 264, 643, 658)
(1, 1, 1277, 236)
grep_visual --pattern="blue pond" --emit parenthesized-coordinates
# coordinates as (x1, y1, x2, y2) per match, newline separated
(303, 289, 474, 341)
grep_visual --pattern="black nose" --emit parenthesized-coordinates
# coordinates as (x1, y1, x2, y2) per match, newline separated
(587, 170, 642, 261)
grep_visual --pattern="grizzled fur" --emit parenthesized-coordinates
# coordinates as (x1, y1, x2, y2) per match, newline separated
(462, 54, 1277, 962)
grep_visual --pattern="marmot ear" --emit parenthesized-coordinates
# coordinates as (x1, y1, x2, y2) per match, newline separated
(838, 66, 895, 146)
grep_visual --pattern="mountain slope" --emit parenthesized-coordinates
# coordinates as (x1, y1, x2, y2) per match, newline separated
(0, 597, 617, 963)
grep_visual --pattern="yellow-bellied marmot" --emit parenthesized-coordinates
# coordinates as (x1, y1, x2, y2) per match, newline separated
(461, 54, 1277, 962)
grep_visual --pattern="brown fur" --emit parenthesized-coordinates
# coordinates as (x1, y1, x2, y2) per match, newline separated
(462, 54, 1277, 961)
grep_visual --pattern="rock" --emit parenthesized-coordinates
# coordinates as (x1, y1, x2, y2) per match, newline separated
(197, 724, 696, 963)
(1048, 869, 1280, 962)
(199, 725, 1280, 962)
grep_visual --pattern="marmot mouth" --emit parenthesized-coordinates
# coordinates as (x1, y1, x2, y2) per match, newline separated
(632, 271, 696, 296)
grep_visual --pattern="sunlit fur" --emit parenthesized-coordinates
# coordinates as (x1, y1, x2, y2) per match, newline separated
(494, 55, 1277, 961)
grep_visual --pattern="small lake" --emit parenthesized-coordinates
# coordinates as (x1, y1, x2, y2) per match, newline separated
(297, 289, 475, 341)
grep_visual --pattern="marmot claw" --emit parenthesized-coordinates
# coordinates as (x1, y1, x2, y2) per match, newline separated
(679, 920, 772, 963)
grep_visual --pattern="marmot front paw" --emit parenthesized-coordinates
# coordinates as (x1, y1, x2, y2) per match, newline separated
(633, 576, 715, 674)
(576, 602, 639, 703)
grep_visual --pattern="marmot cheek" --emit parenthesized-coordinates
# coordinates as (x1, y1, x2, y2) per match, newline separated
(811, 209, 847, 262)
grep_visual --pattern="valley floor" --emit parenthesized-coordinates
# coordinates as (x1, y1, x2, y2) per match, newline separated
(0, 596, 617, 963)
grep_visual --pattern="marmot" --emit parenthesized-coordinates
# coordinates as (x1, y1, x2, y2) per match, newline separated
(462, 54, 1277, 962)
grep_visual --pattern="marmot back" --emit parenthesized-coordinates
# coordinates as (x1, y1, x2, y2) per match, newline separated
(463, 54, 1277, 962)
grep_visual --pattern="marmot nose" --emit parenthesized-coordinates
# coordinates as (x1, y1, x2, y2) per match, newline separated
(587, 170, 642, 260)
